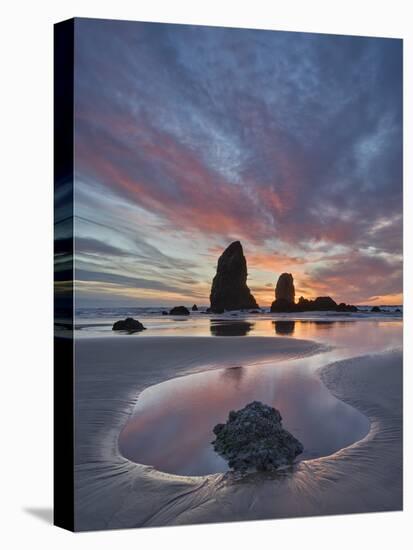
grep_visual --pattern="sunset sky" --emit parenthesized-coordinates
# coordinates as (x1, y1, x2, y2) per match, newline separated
(73, 18, 402, 307)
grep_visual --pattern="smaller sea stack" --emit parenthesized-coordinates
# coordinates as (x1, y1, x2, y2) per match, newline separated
(271, 273, 357, 312)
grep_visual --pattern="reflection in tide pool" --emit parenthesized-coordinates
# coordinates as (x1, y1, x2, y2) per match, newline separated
(210, 320, 254, 336)
(119, 360, 370, 475)
(273, 320, 295, 335)
(118, 321, 401, 476)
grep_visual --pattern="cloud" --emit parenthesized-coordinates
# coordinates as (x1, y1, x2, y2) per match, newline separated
(299, 250, 402, 304)
(72, 19, 402, 305)
(74, 268, 200, 296)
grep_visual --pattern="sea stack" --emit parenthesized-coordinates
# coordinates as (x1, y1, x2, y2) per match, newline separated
(271, 273, 296, 312)
(271, 273, 358, 312)
(210, 241, 258, 312)
(275, 273, 295, 303)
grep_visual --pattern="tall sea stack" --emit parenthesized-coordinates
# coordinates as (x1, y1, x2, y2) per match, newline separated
(210, 241, 258, 312)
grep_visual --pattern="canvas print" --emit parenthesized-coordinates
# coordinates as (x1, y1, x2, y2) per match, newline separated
(54, 18, 403, 531)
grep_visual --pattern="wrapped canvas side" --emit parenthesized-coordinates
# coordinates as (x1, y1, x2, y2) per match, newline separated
(54, 18, 75, 532)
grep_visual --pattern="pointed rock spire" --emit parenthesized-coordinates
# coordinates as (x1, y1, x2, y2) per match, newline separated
(209, 241, 258, 312)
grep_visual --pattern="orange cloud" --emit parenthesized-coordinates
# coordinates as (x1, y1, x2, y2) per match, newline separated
(248, 252, 305, 272)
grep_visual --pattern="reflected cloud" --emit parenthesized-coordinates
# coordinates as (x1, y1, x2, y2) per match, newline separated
(220, 366, 245, 388)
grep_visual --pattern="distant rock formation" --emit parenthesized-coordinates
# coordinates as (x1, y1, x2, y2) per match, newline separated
(336, 302, 358, 312)
(271, 273, 357, 312)
(191, 304, 198, 311)
(169, 306, 190, 315)
(212, 401, 303, 472)
(371, 306, 381, 313)
(303, 296, 338, 311)
(210, 241, 258, 312)
(112, 318, 146, 332)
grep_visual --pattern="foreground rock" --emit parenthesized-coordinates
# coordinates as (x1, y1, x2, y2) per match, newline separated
(212, 401, 303, 472)
(169, 306, 190, 315)
(112, 318, 146, 332)
(210, 241, 258, 313)
(271, 274, 357, 312)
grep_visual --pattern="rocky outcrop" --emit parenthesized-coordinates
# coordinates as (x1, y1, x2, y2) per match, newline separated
(191, 304, 198, 311)
(311, 296, 338, 310)
(210, 241, 258, 312)
(112, 318, 146, 332)
(169, 306, 190, 315)
(271, 274, 357, 312)
(212, 401, 303, 472)
(371, 306, 381, 313)
(336, 302, 358, 312)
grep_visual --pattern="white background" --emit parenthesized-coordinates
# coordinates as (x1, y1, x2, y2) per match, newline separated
(0, 0, 411, 548)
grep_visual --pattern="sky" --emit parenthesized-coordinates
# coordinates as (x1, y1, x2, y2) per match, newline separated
(73, 18, 402, 307)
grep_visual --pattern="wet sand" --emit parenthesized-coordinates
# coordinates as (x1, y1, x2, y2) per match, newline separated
(73, 335, 402, 531)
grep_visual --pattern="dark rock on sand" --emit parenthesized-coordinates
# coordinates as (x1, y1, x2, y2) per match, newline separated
(191, 304, 198, 311)
(112, 318, 146, 332)
(161, 311, 168, 315)
(371, 306, 381, 313)
(169, 306, 190, 315)
(210, 241, 258, 313)
(212, 401, 303, 472)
